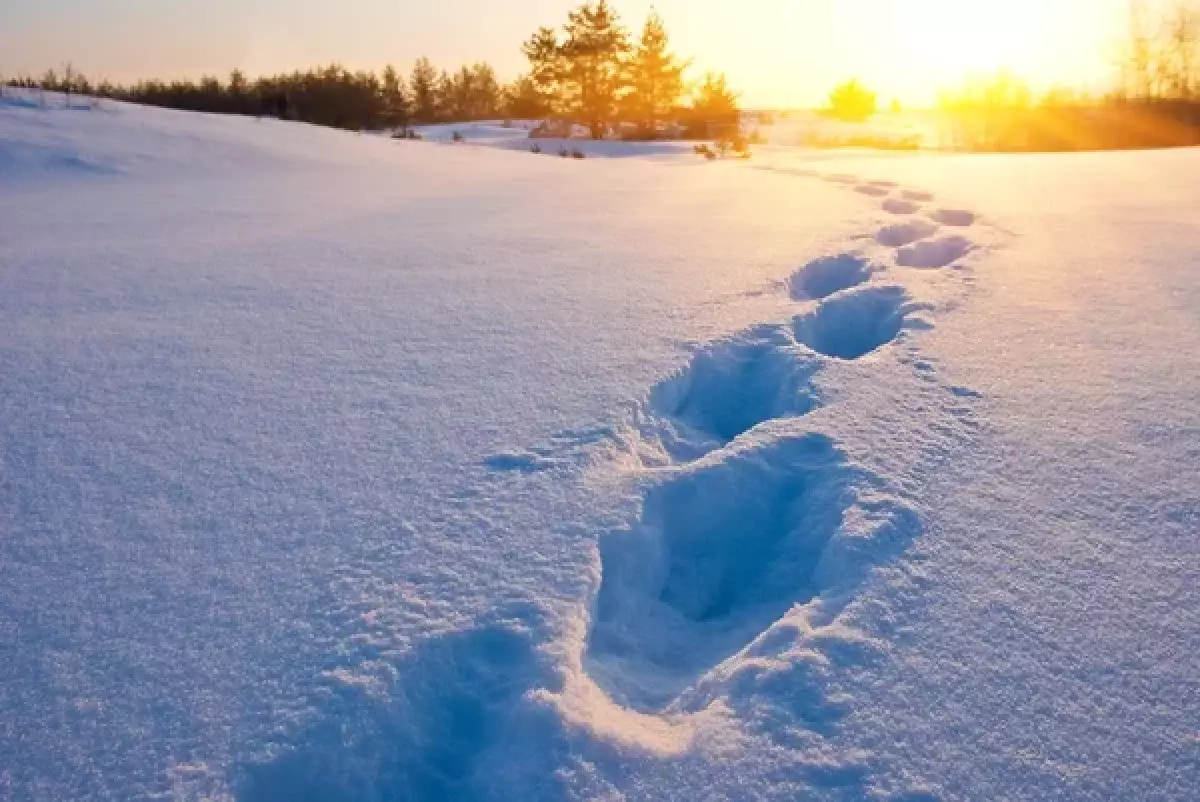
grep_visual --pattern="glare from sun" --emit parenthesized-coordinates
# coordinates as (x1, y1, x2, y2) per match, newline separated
(887, 0, 1087, 88)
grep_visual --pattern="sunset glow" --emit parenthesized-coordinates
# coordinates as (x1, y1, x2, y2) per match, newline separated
(0, 0, 1129, 107)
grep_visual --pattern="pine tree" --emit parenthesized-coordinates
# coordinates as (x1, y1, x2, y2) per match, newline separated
(624, 11, 688, 135)
(522, 26, 562, 117)
(689, 72, 740, 138)
(468, 63, 501, 119)
(381, 64, 410, 127)
(559, 0, 630, 138)
(505, 75, 550, 119)
(826, 78, 877, 122)
(435, 69, 456, 120)
(410, 57, 439, 122)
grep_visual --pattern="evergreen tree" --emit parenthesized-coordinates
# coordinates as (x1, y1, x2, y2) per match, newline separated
(504, 75, 550, 119)
(435, 69, 456, 120)
(381, 64, 410, 127)
(623, 11, 688, 135)
(826, 78, 877, 122)
(689, 72, 740, 137)
(522, 26, 562, 116)
(469, 63, 501, 118)
(559, 0, 630, 138)
(410, 57, 439, 121)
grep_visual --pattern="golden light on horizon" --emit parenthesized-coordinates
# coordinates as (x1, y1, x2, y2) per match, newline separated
(883, 0, 1114, 100)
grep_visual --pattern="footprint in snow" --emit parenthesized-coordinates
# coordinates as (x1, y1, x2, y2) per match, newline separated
(585, 433, 921, 712)
(793, 284, 927, 361)
(882, 198, 922, 215)
(928, 208, 977, 227)
(876, 219, 940, 248)
(647, 324, 820, 458)
(896, 235, 975, 269)
(484, 451, 557, 473)
(854, 184, 891, 198)
(789, 252, 876, 300)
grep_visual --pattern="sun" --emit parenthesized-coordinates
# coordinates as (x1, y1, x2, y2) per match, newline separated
(887, 0, 1074, 84)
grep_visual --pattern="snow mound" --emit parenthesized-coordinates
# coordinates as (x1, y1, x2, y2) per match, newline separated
(788, 252, 876, 300)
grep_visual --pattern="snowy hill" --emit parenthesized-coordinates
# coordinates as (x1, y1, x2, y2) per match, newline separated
(1, 95, 1197, 801)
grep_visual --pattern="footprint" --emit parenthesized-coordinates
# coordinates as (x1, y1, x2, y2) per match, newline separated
(793, 285, 919, 360)
(649, 325, 820, 451)
(241, 618, 545, 801)
(789, 253, 875, 300)
(895, 235, 974, 269)
(586, 434, 915, 711)
(484, 451, 557, 473)
(900, 189, 935, 202)
(824, 173, 859, 185)
(928, 208, 976, 227)
(882, 198, 921, 215)
(853, 184, 891, 198)
(876, 219, 940, 248)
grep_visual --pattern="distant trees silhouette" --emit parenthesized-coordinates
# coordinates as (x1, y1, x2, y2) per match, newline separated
(933, 0, 1200, 151)
(7, 3, 738, 139)
(824, 79, 877, 123)
(1118, 0, 1199, 101)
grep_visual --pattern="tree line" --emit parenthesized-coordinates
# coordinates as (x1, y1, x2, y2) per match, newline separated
(4, 2, 737, 139)
(8, 61, 527, 132)
(1117, 0, 1199, 101)
(519, 2, 737, 138)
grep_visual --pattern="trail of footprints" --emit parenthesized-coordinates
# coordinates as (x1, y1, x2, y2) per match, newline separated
(580, 172, 987, 714)
(486, 169, 988, 720)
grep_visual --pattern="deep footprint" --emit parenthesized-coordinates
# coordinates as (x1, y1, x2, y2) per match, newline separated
(789, 253, 875, 300)
(876, 219, 940, 248)
(929, 208, 977, 227)
(241, 618, 546, 801)
(896, 235, 974, 269)
(882, 198, 921, 215)
(793, 285, 917, 360)
(650, 324, 820, 451)
(585, 435, 919, 711)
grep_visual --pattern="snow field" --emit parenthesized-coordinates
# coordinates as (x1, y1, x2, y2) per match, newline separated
(3, 92, 1196, 801)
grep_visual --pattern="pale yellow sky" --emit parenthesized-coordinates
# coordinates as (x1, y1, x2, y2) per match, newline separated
(1, 0, 1130, 107)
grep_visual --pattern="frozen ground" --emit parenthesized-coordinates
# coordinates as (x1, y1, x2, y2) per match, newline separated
(1, 94, 1197, 801)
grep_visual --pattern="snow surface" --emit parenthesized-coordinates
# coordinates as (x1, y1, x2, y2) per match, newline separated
(2, 94, 1198, 801)
(410, 120, 703, 160)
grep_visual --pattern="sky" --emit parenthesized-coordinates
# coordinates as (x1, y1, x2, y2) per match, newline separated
(1, 0, 1130, 107)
